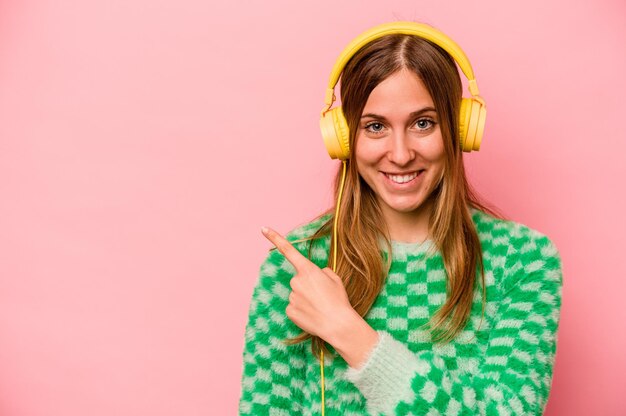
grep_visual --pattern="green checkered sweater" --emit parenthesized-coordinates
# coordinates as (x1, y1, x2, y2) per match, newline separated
(239, 207, 563, 415)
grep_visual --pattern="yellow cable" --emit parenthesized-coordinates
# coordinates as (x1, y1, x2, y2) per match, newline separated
(321, 159, 347, 416)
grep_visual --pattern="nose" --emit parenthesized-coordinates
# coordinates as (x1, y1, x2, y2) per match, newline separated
(387, 131, 415, 166)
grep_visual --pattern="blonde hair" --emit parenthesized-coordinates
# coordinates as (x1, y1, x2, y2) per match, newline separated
(283, 34, 506, 359)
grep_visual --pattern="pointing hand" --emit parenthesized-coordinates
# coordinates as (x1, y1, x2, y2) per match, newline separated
(261, 226, 354, 341)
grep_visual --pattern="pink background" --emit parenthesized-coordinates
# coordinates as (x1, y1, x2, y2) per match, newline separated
(1, 0, 624, 415)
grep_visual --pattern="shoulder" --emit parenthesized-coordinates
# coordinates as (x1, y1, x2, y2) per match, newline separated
(470, 206, 560, 254)
(282, 212, 333, 267)
(469, 207, 563, 292)
(285, 212, 332, 242)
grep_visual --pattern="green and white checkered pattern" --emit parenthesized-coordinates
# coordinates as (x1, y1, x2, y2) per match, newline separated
(239, 208, 563, 415)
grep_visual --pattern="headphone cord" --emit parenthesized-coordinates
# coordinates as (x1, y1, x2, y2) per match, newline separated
(321, 159, 347, 416)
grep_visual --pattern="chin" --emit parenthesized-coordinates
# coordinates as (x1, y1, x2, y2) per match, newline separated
(383, 199, 427, 213)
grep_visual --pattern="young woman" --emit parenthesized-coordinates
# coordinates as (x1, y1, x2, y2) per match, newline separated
(239, 21, 563, 416)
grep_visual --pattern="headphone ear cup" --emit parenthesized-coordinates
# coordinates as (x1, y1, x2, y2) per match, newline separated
(471, 99, 486, 151)
(458, 98, 472, 152)
(320, 106, 351, 160)
(458, 97, 486, 152)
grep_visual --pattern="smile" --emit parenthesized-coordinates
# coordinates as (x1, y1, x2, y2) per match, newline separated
(383, 170, 424, 184)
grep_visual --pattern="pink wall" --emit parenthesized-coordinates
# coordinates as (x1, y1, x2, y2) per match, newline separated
(1, 0, 624, 414)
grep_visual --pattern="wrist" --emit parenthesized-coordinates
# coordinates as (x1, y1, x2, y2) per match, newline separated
(325, 309, 379, 369)
(324, 307, 361, 345)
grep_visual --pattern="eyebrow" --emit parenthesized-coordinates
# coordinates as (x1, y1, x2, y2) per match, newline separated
(360, 107, 437, 120)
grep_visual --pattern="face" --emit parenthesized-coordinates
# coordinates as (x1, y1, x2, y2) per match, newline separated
(355, 68, 445, 220)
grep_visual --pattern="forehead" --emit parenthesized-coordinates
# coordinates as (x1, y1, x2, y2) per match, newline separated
(363, 69, 434, 116)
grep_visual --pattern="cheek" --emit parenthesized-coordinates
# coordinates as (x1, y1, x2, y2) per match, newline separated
(432, 147, 447, 185)
(354, 147, 377, 186)
(425, 133, 446, 163)
(354, 138, 377, 168)
(423, 135, 446, 181)
(355, 159, 374, 186)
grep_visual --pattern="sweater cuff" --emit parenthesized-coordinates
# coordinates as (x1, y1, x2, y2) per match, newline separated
(344, 331, 429, 414)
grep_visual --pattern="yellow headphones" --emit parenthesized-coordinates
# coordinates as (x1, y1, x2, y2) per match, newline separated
(316, 21, 487, 415)
(320, 21, 487, 159)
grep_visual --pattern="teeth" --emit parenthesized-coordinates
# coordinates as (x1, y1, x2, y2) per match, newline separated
(386, 171, 419, 183)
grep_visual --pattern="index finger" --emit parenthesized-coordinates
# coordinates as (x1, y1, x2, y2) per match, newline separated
(261, 226, 314, 272)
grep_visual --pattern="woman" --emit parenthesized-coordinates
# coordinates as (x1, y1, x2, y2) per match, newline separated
(239, 21, 563, 416)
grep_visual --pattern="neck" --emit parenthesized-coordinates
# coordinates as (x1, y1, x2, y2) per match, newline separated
(379, 196, 434, 244)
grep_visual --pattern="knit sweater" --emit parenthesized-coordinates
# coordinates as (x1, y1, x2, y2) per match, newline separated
(238, 207, 563, 415)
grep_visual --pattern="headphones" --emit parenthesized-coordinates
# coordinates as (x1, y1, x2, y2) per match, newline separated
(319, 21, 487, 160)
(316, 21, 487, 416)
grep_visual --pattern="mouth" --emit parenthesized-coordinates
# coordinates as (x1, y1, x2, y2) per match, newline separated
(382, 170, 425, 184)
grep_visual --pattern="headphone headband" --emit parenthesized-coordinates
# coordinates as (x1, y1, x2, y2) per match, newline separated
(323, 21, 481, 109)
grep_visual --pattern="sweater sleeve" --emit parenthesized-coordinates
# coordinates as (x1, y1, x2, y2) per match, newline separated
(238, 246, 307, 415)
(344, 234, 563, 416)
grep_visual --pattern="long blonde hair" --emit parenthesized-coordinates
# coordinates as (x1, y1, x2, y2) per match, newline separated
(283, 34, 506, 359)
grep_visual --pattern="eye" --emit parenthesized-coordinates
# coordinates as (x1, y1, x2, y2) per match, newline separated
(363, 122, 386, 135)
(415, 118, 436, 131)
